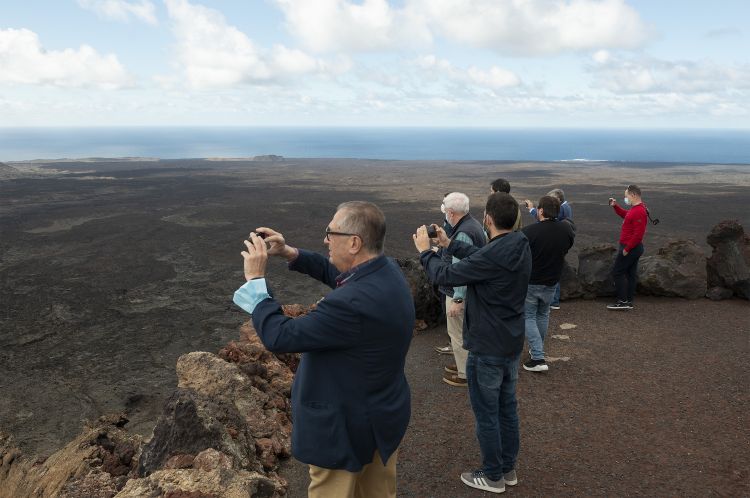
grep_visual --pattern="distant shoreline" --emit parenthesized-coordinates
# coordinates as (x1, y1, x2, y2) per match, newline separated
(6, 156, 750, 167)
(2, 127, 749, 163)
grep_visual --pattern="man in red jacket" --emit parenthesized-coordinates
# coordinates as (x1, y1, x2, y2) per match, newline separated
(607, 185, 648, 310)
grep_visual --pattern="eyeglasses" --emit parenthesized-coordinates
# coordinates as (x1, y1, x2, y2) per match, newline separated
(325, 227, 359, 241)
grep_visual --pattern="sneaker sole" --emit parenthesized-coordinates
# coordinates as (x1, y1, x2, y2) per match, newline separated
(444, 366, 458, 374)
(523, 364, 549, 372)
(550, 306, 560, 310)
(606, 306, 630, 310)
(460, 475, 505, 494)
(505, 477, 518, 486)
(442, 377, 467, 387)
(435, 349, 453, 355)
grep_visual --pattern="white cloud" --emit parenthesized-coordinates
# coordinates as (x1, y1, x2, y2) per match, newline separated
(422, 0, 650, 56)
(275, 0, 432, 53)
(164, 0, 329, 88)
(411, 55, 521, 91)
(77, 0, 158, 25)
(0, 28, 132, 89)
(276, 0, 649, 56)
(589, 53, 750, 94)
(467, 66, 521, 89)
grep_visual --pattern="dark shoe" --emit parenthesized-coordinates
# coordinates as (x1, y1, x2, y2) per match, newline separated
(444, 363, 458, 374)
(523, 359, 549, 372)
(435, 344, 453, 355)
(607, 301, 631, 310)
(442, 372, 467, 387)
(503, 469, 518, 486)
(550, 304, 560, 310)
(461, 470, 505, 493)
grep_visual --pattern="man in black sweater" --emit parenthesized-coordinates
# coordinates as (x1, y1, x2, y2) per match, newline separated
(521, 195, 575, 372)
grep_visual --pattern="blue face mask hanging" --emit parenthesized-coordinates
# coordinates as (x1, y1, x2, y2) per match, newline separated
(624, 197, 632, 205)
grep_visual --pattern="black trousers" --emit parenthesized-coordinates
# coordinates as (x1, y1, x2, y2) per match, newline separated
(612, 243, 644, 302)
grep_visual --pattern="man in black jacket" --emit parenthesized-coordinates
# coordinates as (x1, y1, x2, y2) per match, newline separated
(413, 192, 532, 495)
(521, 195, 575, 372)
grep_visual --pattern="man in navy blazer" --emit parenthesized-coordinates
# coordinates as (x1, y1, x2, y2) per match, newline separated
(233, 201, 414, 498)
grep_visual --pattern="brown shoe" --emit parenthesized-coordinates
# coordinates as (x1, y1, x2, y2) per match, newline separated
(444, 364, 458, 374)
(442, 372, 467, 387)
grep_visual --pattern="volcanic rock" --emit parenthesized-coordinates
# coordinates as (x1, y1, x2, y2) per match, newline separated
(397, 257, 442, 327)
(706, 220, 750, 299)
(114, 467, 284, 498)
(706, 286, 734, 301)
(0, 414, 141, 498)
(577, 244, 617, 298)
(637, 240, 707, 299)
(137, 387, 257, 477)
(559, 259, 582, 300)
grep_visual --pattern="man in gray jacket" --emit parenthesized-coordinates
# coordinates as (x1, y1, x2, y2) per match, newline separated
(413, 192, 532, 494)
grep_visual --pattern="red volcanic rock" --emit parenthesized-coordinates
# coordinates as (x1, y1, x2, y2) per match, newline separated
(193, 449, 232, 472)
(164, 454, 195, 470)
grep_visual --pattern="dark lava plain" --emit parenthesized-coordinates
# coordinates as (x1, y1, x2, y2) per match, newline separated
(1, 158, 748, 496)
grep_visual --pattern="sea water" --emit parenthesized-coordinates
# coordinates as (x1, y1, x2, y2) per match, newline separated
(1, 127, 748, 164)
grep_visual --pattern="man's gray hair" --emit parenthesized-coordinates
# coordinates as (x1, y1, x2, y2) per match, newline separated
(443, 192, 470, 214)
(547, 188, 565, 203)
(336, 201, 386, 254)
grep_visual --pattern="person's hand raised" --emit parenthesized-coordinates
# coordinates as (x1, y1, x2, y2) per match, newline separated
(432, 225, 451, 248)
(255, 227, 297, 260)
(242, 233, 268, 281)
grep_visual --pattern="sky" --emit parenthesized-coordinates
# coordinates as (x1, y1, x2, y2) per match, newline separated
(0, 0, 748, 128)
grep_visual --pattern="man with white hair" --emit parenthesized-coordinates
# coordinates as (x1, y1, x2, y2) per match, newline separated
(435, 192, 486, 387)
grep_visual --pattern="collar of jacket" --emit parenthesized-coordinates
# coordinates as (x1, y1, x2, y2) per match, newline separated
(449, 213, 472, 239)
(488, 231, 511, 243)
(335, 254, 388, 287)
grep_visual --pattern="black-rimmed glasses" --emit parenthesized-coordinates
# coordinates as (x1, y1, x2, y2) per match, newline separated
(325, 227, 359, 241)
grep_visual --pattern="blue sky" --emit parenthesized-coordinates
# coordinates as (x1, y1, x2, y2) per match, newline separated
(1, 0, 748, 127)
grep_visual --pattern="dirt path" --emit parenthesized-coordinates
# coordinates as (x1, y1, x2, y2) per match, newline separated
(281, 297, 749, 497)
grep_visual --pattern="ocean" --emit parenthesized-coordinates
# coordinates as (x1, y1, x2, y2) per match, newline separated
(1, 127, 749, 164)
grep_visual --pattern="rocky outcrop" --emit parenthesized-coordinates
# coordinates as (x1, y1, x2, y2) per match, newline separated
(637, 240, 707, 299)
(115, 467, 282, 498)
(706, 220, 750, 299)
(0, 414, 141, 498)
(559, 259, 583, 300)
(577, 244, 617, 298)
(0, 306, 308, 498)
(397, 257, 442, 327)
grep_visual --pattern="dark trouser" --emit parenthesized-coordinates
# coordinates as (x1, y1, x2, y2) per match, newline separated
(466, 352, 521, 481)
(612, 243, 644, 302)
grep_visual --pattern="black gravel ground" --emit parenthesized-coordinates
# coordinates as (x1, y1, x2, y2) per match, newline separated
(282, 297, 749, 497)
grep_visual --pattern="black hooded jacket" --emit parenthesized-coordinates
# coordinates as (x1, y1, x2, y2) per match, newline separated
(420, 231, 532, 357)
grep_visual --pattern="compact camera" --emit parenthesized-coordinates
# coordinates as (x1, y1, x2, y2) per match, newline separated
(426, 225, 438, 238)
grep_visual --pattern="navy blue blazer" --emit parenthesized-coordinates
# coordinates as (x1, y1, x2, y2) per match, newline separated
(251, 250, 414, 471)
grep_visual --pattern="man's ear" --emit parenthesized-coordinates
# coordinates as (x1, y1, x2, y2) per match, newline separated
(349, 235, 363, 254)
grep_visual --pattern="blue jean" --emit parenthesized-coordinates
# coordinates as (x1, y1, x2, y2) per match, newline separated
(465, 352, 521, 481)
(551, 282, 561, 306)
(524, 284, 557, 361)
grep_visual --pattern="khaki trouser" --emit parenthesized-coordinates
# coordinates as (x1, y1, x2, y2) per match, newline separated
(446, 296, 468, 379)
(308, 449, 398, 498)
